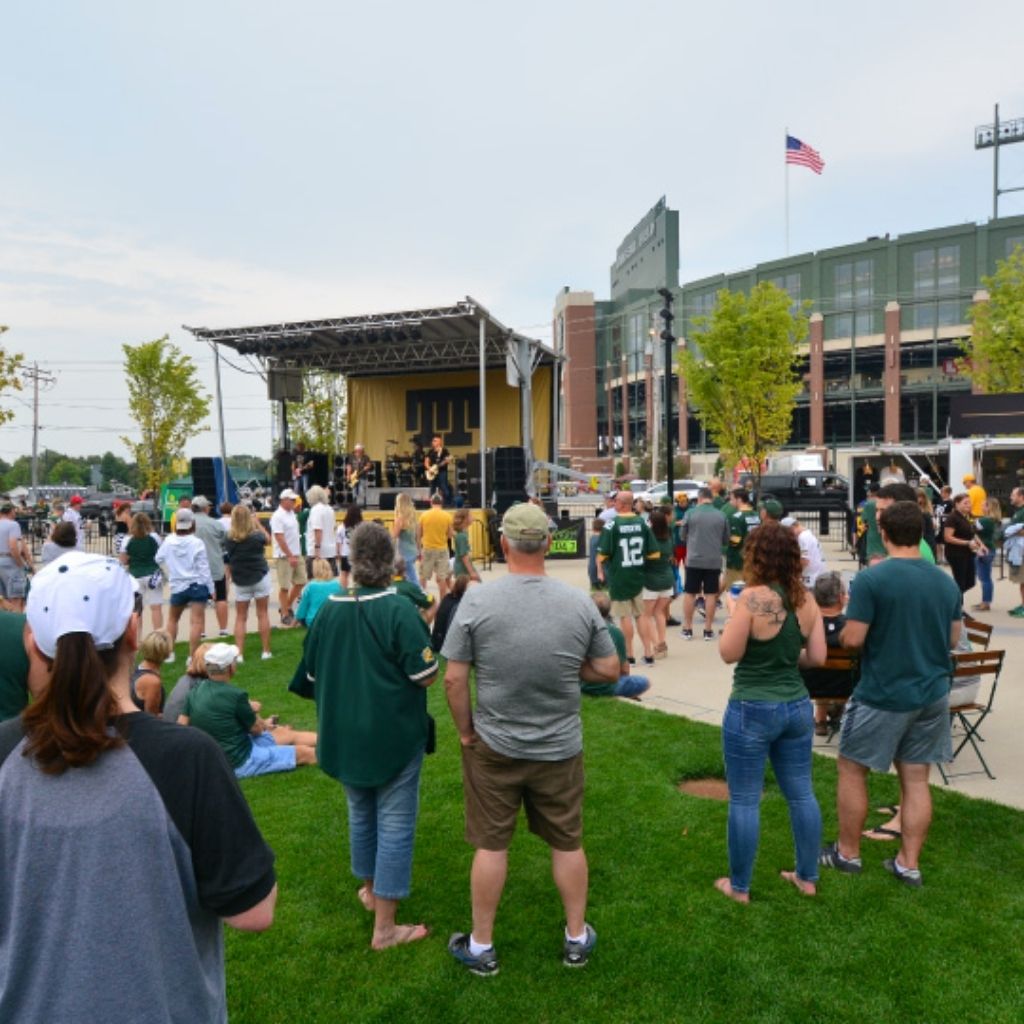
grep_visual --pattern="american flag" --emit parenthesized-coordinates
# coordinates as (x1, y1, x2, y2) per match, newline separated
(786, 134, 825, 174)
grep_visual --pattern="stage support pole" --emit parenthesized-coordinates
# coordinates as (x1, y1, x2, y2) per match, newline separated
(518, 336, 534, 487)
(212, 343, 229, 471)
(479, 316, 487, 510)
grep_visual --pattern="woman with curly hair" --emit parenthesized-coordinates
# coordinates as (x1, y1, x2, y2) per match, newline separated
(714, 520, 826, 902)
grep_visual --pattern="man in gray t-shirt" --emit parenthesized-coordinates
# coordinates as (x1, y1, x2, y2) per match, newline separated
(678, 488, 729, 640)
(193, 496, 229, 634)
(442, 502, 618, 975)
(0, 506, 31, 612)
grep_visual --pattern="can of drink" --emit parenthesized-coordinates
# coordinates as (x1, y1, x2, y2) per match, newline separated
(729, 581, 746, 597)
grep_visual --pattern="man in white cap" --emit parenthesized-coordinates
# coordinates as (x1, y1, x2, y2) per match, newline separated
(1, 553, 277, 1023)
(782, 516, 826, 589)
(270, 489, 306, 626)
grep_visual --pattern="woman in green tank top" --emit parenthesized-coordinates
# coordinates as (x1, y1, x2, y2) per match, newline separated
(713, 521, 826, 903)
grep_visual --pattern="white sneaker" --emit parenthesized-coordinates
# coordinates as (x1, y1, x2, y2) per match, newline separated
(164, 654, 175, 664)
(261, 652, 273, 661)
(235, 655, 244, 664)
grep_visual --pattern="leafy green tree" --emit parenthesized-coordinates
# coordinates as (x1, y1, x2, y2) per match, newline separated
(285, 371, 345, 453)
(121, 336, 209, 494)
(962, 245, 1024, 393)
(46, 457, 86, 486)
(96, 450, 140, 491)
(680, 282, 807, 482)
(0, 326, 24, 427)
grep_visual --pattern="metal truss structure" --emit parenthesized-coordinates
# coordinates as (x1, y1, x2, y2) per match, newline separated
(183, 297, 555, 377)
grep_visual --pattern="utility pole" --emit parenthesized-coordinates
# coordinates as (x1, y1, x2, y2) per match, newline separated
(657, 289, 675, 502)
(22, 363, 56, 503)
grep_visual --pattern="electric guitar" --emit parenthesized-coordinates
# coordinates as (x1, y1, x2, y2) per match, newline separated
(348, 462, 369, 488)
(424, 455, 450, 482)
(291, 458, 314, 482)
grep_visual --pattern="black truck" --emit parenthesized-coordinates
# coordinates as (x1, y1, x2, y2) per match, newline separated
(755, 470, 850, 512)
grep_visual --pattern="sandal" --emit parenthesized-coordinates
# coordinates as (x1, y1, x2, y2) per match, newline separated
(862, 826, 901, 842)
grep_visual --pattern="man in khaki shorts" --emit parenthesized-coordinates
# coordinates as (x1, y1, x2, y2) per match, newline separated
(417, 493, 453, 599)
(595, 490, 660, 664)
(442, 502, 619, 976)
(270, 489, 307, 626)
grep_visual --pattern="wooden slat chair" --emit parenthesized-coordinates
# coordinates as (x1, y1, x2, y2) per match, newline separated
(810, 648, 860, 744)
(938, 649, 1006, 784)
(962, 614, 994, 651)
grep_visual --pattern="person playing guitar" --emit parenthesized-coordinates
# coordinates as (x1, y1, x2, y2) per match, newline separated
(346, 444, 372, 504)
(423, 434, 452, 506)
(291, 442, 314, 497)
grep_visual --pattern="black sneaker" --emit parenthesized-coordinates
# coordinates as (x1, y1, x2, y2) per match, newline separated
(818, 841, 862, 874)
(883, 857, 923, 888)
(563, 923, 597, 967)
(666, 616, 681, 626)
(448, 933, 499, 977)
(627, 656, 636, 665)
(703, 630, 716, 642)
(681, 628, 694, 641)
(642, 655, 655, 666)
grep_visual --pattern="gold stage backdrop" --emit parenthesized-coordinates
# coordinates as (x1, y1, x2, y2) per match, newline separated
(347, 368, 551, 463)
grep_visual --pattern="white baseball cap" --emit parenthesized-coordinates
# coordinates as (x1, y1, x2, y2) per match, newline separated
(204, 643, 241, 672)
(279, 488, 298, 501)
(27, 552, 135, 659)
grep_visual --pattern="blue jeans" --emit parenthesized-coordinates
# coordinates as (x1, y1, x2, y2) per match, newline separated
(722, 699, 821, 893)
(343, 748, 424, 900)
(976, 551, 995, 603)
(614, 674, 650, 698)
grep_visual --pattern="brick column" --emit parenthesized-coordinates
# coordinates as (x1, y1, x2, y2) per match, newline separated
(883, 301, 901, 443)
(808, 313, 825, 449)
(605, 364, 615, 457)
(620, 355, 630, 465)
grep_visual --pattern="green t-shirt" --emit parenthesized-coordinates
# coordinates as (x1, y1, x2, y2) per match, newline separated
(597, 514, 658, 601)
(297, 509, 310, 556)
(0, 611, 29, 723)
(304, 586, 438, 787)
(863, 500, 885, 559)
(730, 587, 807, 703)
(976, 516, 998, 548)
(392, 577, 435, 611)
(453, 530, 473, 577)
(724, 508, 749, 571)
(183, 679, 257, 769)
(846, 558, 962, 712)
(643, 534, 676, 591)
(582, 622, 625, 696)
(124, 534, 160, 578)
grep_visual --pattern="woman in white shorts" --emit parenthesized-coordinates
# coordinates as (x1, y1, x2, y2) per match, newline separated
(119, 512, 165, 633)
(224, 505, 273, 661)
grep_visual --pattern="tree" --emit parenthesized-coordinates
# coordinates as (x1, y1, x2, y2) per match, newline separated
(121, 336, 209, 494)
(680, 282, 807, 482)
(961, 244, 1024, 393)
(46, 457, 86, 486)
(285, 371, 346, 453)
(0, 326, 24, 427)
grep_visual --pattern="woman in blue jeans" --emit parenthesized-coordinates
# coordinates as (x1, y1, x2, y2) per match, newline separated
(715, 522, 826, 902)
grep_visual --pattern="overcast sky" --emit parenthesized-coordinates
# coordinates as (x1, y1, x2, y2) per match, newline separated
(2, 0, 1023, 466)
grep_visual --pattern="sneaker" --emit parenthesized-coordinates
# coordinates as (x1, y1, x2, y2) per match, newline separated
(218, 629, 230, 637)
(627, 656, 636, 665)
(666, 616, 681, 627)
(261, 652, 273, 661)
(681, 628, 693, 641)
(818, 841, 862, 874)
(163, 654, 176, 664)
(235, 655, 244, 664)
(448, 933, 499, 977)
(281, 612, 295, 626)
(703, 630, 716, 642)
(563, 922, 597, 967)
(1010, 606, 1024, 618)
(883, 857, 923, 888)
(642, 655, 655, 666)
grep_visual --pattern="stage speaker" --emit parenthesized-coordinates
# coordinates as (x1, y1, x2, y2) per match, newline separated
(493, 488, 529, 516)
(267, 368, 303, 402)
(378, 490, 398, 511)
(492, 446, 527, 491)
(309, 451, 329, 488)
(275, 451, 293, 488)
(191, 458, 217, 501)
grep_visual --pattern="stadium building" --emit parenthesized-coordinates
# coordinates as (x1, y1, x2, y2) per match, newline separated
(553, 198, 1024, 477)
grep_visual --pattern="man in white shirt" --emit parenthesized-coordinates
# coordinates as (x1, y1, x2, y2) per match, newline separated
(270, 489, 307, 626)
(783, 517, 826, 589)
(62, 495, 85, 549)
(303, 485, 338, 575)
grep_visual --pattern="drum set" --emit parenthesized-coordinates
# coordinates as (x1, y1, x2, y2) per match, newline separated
(383, 437, 426, 489)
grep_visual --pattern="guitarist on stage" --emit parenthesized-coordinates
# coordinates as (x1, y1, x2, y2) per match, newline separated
(291, 441, 314, 498)
(424, 434, 453, 506)
(346, 443, 372, 504)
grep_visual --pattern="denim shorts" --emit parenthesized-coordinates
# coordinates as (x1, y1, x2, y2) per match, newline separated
(838, 695, 952, 771)
(235, 733, 297, 778)
(0, 565, 28, 600)
(169, 582, 211, 607)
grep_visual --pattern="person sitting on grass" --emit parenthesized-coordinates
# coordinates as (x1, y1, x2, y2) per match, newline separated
(295, 558, 342, 627)
(584, 592, 650, 700)
(163, 643, 211, 723)
(452, 508, 481, 583)
(178, 643, 318, 778)
(392, 556, 437, 624)
(130, 631, 173, 715)
(430, 572, 470, 653)
(40, 520, 78, 567)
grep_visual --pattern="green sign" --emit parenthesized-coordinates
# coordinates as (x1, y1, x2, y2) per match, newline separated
(548, 519, 586, 559)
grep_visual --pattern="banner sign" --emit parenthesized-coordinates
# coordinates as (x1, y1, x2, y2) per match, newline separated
(548, 518, 586, 559)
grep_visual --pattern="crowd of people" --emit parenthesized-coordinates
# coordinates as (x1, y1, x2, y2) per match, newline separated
(1, 464, 1022, 1014)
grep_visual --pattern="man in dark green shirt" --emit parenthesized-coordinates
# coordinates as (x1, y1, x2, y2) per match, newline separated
(862, 483, 885, 563)
(0, 611, 30, 722)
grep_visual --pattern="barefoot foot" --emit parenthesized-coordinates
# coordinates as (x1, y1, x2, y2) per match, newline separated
(780, 870, 816, 896)
(357, 885, 375, 912)
(713, 877, 750, 904)
(371, 923, 430, 950)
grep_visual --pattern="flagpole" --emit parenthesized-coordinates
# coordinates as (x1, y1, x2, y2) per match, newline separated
(784, 127, 790, 257)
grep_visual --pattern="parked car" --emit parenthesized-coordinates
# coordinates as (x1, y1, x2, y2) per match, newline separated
(754, 471, 849, 512)
(634, 479, 705, 504)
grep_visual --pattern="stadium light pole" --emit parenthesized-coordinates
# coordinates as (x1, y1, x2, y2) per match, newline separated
(658, 288, 675, 501)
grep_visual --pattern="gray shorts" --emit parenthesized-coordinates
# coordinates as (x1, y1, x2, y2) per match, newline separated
(838, 695, 952, 772)
(0, 565, 27, 600)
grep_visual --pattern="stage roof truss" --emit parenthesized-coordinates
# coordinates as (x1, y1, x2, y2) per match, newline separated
(183, 297, 558, 379)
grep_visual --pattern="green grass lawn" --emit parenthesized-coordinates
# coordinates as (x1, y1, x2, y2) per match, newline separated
(185, 629, 1024, 1024)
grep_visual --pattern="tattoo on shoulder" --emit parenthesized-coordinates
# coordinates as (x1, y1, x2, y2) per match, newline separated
(744, 591, 786, 625)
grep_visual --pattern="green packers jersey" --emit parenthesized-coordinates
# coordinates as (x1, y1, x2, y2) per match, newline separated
(597, 514, 659, 601)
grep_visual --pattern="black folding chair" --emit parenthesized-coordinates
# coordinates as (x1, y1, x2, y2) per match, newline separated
(938, 649, 1005, 783)
(810, 649, 860, 745)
